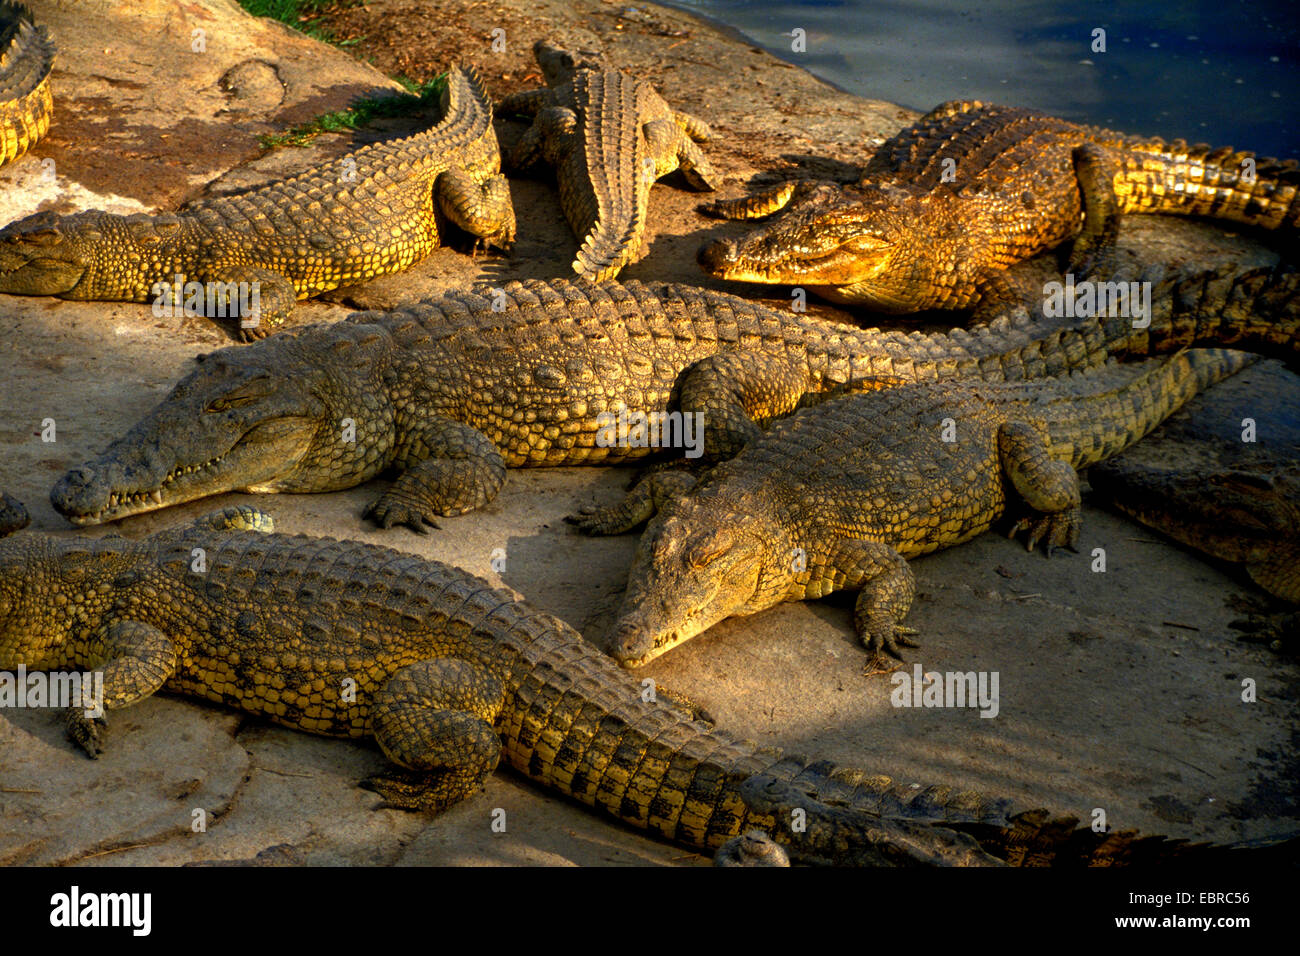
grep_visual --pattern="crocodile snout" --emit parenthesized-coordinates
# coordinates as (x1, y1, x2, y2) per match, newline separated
(611, 621, 654, 665)
(697, 237, 737, 273)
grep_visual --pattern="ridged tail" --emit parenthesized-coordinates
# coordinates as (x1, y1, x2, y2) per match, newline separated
(1087, 259, 1300, 365)
(0, 1, 53, 167)
(502, 626, 1278, 864)
(1102, 135, 1300, 231)
(1033, 349, 1256, 470)
(571, 70, 650, 281)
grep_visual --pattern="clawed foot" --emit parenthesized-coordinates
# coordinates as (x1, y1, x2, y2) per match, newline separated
(1007, 507, 1081, 555)
(564, 505, 622, 536)
(861, 624, 920, 675)
(364, 493, 442, 534)
(360, 770, 435, 810)
(361, 767, 486, 814)
(66, 710, 108, 758)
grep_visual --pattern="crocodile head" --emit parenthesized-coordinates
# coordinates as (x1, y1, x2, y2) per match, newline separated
(0, 210, 96, 296)
(50, 325, 396, 526)
(697, 183, 946, 311)
(609, 506, 784, 667)
(1089, 460, 1300, 585)
(532, 41, 601, 84)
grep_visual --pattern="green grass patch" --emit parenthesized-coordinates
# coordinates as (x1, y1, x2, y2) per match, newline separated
(237, 0, 359, 45)
(257, 75, 447, 149)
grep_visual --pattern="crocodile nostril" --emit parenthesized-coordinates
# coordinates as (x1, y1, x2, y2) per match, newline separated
(697, 238, 735, 272)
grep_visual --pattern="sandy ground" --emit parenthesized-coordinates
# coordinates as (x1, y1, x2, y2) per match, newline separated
(0, 0, 1295, 866)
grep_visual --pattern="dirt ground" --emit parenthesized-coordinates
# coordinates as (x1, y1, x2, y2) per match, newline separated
(0, 0, 1295, 866)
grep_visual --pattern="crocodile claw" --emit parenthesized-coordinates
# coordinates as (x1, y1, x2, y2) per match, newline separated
(66, 710, 108, 758)
(363, 496, 441, 534)
(1008, 508, 1081, 556)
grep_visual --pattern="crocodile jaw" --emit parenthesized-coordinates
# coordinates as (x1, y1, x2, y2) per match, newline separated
(0, 253, 86, 295)
(51, 419, 317, 526)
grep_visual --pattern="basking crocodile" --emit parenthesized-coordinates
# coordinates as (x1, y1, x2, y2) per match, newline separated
(573, 350, 1254, 669)
(0, 67, 515, 339)
(500, 42, 719, 281)
(0, 506, 1272, 866)
(0, 1, 52, 167)
(698, 100, 1300, 312)
(48, 275, 1180, 531)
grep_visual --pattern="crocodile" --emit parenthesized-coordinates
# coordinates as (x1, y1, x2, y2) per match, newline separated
(697, 100, 1300, 313)
(48, 274, 1189, 531)
(0, 505, 1277, 866)
(572, 350, 1255, 670)
(500, 41, 719, 281)
(0, 1, 52, 168)
(0, 67, 514, 340)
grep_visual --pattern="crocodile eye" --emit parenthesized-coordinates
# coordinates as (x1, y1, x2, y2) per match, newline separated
(685, 529, 733, 569)
(842, 233, 888, 254)
(205, 374, 272, 412)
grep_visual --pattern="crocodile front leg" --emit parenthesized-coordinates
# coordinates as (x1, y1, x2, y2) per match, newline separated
(201, 264, 298, 342)
(998, 421, 1082, 553)
(67, 619, 178, 757)
(815, 538, 920, 673)
(364, 417, 507, 532)
(435, 168, 517, 250)
(567, 463, 701, 535)
(362, 658, 506, 813)
(679, 352, 813, 459)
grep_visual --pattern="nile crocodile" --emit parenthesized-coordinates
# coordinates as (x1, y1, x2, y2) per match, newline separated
(0, 506, 1273, 866)
(0, 1, 52, 167)
(500, 42, 719, 281)
(572, 350, 1254, 670)
(0, 67, 515, 339)
(48, 274, 1184, 531)
(697, 100, 1300, 313)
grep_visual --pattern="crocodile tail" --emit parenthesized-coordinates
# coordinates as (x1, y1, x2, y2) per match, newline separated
(0, 1, 54, 167)
(1102, 133, 1300, 231)
(1032, 349, 1256, 470)
(571, 70, 649, 281)
(744, 756, 1298, 866)
(1074, 258, 1300, 366)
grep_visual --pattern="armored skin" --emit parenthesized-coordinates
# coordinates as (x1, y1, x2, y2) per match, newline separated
(48, 275, 1187, 532)
(574, 350, 1254, 670)
(500, 42, 719, 280)
(0, 68, 515, 338)
(0, 1, 52, 167)
(698, 101, 1300, 312)
(0, 506, 1272, 866)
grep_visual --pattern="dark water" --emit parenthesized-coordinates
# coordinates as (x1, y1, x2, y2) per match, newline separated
(669, 0, 1298, 157)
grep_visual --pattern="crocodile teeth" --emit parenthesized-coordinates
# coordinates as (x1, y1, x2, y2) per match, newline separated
(151, 490, 164, 504)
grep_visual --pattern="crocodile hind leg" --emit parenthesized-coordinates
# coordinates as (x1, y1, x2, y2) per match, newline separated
(435, 168, 517, 251)
(567, 463, 701, 535)
(66, 620, 178, 757)
(679, 352, 811, 459)
(364, 417, 507, 532)
(1066, 143, 1122, 277)
(362, 658, 506, 813)
(999, 421, 1082, 554)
